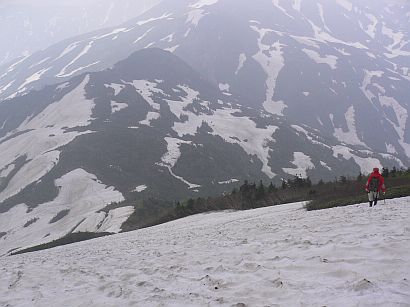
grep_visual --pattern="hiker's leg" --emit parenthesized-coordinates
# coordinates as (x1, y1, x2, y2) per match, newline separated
(374, 192, 379, 206)
(368, 192, 374, 207)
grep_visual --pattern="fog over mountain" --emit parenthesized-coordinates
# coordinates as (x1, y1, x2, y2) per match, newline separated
(0, 0, 162, 65)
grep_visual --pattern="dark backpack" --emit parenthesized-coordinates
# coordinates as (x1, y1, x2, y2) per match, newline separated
(369, 177, 379, 192)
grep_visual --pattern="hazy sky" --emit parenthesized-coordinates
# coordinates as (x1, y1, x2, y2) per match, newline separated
(0, 0, 161, 65)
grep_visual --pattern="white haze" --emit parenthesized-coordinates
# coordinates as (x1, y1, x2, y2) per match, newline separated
(0, 0, 162, 65)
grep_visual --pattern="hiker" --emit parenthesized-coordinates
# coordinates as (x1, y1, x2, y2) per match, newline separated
(365, 167, 386, 207)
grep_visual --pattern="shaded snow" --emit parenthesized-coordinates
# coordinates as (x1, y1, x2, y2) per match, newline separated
(1, 199, 409, 305)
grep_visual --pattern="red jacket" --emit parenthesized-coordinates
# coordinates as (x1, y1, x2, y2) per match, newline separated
(365, 171, 386, 192)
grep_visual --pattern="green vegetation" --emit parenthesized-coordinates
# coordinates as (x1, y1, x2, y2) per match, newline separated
(121, 167, 410, 231)
(11, 232, 112, 256)
(306, 167, 410, 210)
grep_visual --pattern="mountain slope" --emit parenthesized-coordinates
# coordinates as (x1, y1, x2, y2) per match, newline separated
(0, 48, 280, 254)
(1, 0, 409, 164)
(1, 198, 409, 306)
(0, 0, 161, 65)
(0, 0, 409, 255)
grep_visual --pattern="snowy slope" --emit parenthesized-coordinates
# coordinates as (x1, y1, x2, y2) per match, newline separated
(0, 0, 409, 163)
(1, 198, 409, 306)
(0, 48, 407, 256)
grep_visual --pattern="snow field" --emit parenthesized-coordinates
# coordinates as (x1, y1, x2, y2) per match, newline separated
(251, 24, 287, 117)
(1, 198, 409, 306)
(0, 75, 94, 203)
(0, 168, 127, 256)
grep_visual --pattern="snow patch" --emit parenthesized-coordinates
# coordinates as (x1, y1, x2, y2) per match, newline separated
(364, 13, 378, 39)
(0, 81, 14, 96)
(0, 75, 94, 204)
(218, 179, 239, 185)
(320, 161, 332, 171)
(336, 0, 353, 11)
(164, 45, 180, 53)
(167, 85, 278, 178)
(332, 145, 381, 174)
(235, 53, 247, 75)
(283, 152, 315, 178)
(56, 42, 80, 60)
(137, 13, 172, 26)
(56, 41, 95, 78)
(186, 9, 207, 26)
(131, 80, 162, 111)
(219, 83, 230, 92)
(133, 185, 147, 193)
(18, 68, 51, 90)
(110, 101, 128, 114)
(332, 106, 367, 147)
(302, 49, 338, 69)
(158, 137, 200, 189)
(0, 168, 124, 255)
(105, 83, 125, 96)
(292, 0, 302, 11)
(272, 0, 295, 19)
(251, 25, 286, 116)
(379, 96, 410, 156)
(134, 27, 154, 44)
(139, 112, 160, 126)
(189, 0, 219, 9)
